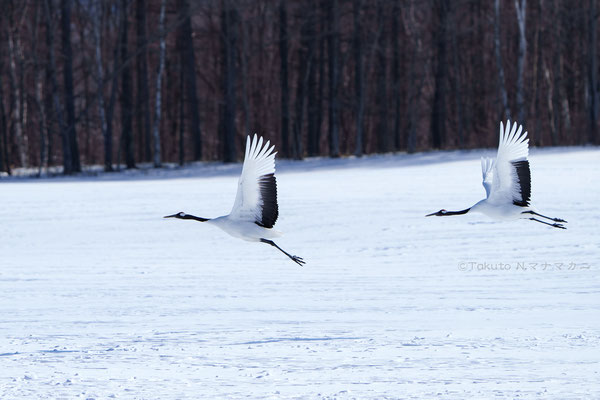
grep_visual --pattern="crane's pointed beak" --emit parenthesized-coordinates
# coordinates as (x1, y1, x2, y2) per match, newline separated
(163, 213, 178, 218)
(425, 212, 437, 217)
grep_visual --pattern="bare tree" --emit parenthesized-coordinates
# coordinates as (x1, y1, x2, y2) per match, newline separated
(588, 0, 598, 144)
(119, 0, 135, 169)
(494, 0, 511, 120)
(135, 0, 151, 162)
(305, 5, 318, 160)
(61, 0, 81, 172)
(220, 0, 238, 162)
(152, 0, 167, 167)
(179, 0, 203, 161)
(92, 0, 113, 171)
(31, 3, 48, 175)
(449, 1, 464, 147)
(0, 73, 9, 174)
(403, 3, 427, 154)
(431, 0, 448, 149)
(292, 7, 315, 160)
(391, 0, 402, 151)
(353, 0, 365, 156)
(6, 5, 28, 168)
(313, 0, 326, 157)
(279, 0, 290, 157)
(44, 0, 72, 174)
(326, 0, 340, 157)
(375, 0, 389, 153)
(515, 0, 527, 125)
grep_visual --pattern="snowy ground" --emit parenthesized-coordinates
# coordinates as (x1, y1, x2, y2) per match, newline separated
(1, 147, 599, 399)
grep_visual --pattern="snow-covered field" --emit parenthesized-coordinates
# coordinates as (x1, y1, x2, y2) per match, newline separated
(1, 147, 599, 399)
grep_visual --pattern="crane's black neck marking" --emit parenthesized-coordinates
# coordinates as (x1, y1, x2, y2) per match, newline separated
(184, 214, 209, 222)
(165, 213, 209, 222)
(442, 208, 471, 216)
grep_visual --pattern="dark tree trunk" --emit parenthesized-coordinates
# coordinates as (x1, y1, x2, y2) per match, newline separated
(239, 15, 251, 138)
(279, 0, 290, 157)
(375, 0, 389, 153)
(450, 0, 464, 147)
(305, 5, 318, 159)
(431, 0, 448, 149)
(135, 0, 151, 162)
(515, 0, 527, 125)
(326, 0, 340, 157)
(0, 74, 9, 174)
(93, 0, 113, 171)
(44, 0, 72, 174)
(44, 52, 54, 167)
(494, 0, 511, 121)
(6, 10, 28, 169)
(353, 0, 365, 156)
(32, 3, 48, 174)
(180, 0, 203, 160)
(106, 3, 125, 172)
(589, 0, 598, 144)
(314, 0, 326, 157)
(549, 0, 560, 145)
(391, 0, 402, 151)
(120, 0, 135, 169)
(61, 0, 81, 172)
(292, 8, 315, 160)
(220, 0, 238, 162)
(403, 4, 427, 154)
(532, 0, 543, 146)
(152, 0, 166, 168)
(179, 58, 185, 166)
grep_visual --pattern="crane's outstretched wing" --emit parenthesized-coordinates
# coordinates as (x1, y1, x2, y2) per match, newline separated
(484, 120, 531, 206)
(230, 134, 279, 228)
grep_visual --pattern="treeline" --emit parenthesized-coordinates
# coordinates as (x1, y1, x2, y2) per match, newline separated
(0, 0, 597, 175)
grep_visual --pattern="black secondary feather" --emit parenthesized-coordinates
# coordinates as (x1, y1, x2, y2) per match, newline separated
(512, 160, 531, 207)
(255, 173, 279, 228)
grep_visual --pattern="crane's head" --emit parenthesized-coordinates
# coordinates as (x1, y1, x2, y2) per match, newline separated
(426, 209, 447, 217)
(164, 212, 187, 219)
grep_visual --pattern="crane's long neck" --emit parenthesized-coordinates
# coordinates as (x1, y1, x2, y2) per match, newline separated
(183, 214, 209, 222)
(443, 208, 471, 216)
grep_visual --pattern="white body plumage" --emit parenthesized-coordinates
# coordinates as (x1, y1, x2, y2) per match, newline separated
(207, 217, 282, 242)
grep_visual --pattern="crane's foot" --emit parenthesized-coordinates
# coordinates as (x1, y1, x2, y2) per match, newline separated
(553, 218, 567, 223)
(291, 255, 305, 266)
(529, 217, 566, 230)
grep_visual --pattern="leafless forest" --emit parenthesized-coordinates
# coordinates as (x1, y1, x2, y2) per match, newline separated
(0, 0, 597, 175)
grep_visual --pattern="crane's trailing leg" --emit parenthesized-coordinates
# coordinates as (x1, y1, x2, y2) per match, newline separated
(260, 238, 305, 266)
(529, 217, 566, 229)
(522, 210, 567, 223)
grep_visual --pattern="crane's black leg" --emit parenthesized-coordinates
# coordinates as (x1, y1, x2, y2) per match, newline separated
(523, 210, 567, 223)
(260, 239, 305, 266)
(529, 217, 566, 229)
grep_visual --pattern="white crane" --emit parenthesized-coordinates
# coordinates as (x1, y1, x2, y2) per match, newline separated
(165, 134, 305, 265)
(426, 120, 567, 229)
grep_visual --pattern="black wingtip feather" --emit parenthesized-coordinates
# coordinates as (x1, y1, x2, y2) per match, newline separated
(255, 173, 279, 228)
(512, 160, 531, 207)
